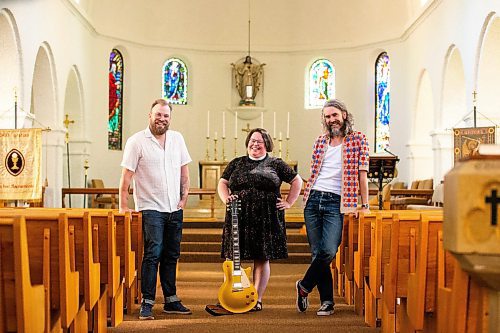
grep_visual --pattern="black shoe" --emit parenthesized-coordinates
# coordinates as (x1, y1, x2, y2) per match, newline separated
(250, 301, 262, 312)
(139, 302, 154, 320)
(163, 301, 192, 315)
(316, 303, 334, 316)
(296, 280, 309, 312)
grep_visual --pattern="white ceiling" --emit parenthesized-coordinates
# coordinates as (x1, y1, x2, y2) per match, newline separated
(82, 0, 429, 51)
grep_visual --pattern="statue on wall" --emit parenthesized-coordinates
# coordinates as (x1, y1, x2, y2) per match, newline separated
(232, 56, 265, 106)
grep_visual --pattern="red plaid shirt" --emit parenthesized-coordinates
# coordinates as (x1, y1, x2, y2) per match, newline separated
(303, 131, 369, 213)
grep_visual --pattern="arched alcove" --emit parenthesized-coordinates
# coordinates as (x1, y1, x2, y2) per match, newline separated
(409, 70, 434, 181)
(62, 66, 87, 207)
(32, 43, 58, 127)
(476, 13, 500, 127)
(0, 8, 22, 128)
(441, 46, 466, 128)
(32, 42, 61, 207)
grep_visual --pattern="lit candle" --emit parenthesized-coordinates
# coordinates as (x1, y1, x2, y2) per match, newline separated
(214, 131, 218, 140)
(234, 112, 238, 139)
(207, 110, 210, 138)
(279, 131, 282, 141)
(222, 111, 226, 138)
(260, 112, 264, 128)
(273, 112, 276, 138)
(287, 112, 290, 139)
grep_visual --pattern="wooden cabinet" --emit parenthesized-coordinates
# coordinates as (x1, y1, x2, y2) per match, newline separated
(199, 161, 228, 198)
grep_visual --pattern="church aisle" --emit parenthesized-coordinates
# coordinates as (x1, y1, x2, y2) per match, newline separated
(110, 263, 379, 333)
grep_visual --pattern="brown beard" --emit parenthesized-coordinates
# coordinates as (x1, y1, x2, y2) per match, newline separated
(150, 121, 169, 136)
(328, 120, 345, 137)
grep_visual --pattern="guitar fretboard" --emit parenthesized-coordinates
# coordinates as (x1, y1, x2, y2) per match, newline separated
(231, 202, 241, 272)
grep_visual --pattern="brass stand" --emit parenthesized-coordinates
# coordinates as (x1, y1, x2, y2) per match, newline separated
(213, 137, 218, 161)
(278, 138, 283, 158)
(234, 138, 238, 158)
(205, 137, 210, 160)
(285, 138, 290, 161)
(222, 137, 227, 161)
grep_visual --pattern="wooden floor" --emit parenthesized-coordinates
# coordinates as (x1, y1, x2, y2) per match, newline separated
(109, 263, 379, 333)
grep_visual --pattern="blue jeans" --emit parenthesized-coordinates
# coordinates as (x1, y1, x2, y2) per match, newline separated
(300, 190, 343, 305)
(141, 209, 183, 304)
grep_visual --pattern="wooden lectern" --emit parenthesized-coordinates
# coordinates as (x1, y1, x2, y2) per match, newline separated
(368, 155, 399, 210)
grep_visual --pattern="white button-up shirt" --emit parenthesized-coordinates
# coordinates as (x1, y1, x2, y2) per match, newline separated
(121, 127, 192, 212)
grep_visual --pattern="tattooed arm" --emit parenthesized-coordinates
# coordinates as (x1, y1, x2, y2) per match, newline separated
(178, 164, 190, 209)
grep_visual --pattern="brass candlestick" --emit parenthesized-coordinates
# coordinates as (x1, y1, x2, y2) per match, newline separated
(234, 138, 238, 158)
(222, 137, 227, 161)
(285, 137, 290, 161)
(205, 137, 210, 160)
(278, 138, 283, 158)
(213, 137, 218, 161)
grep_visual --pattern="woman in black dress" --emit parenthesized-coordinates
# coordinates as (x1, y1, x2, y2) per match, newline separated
(217, 128, 303, 311)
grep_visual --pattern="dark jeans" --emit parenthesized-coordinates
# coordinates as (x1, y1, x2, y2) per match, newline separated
(141, 209, 183, 304)
(300, 190, 343, 305)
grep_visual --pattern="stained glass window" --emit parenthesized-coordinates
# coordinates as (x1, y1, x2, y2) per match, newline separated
(162, 58, 188, 105)
(108, 48, 123, 150)
(308, 59, 335, 108)
(375, 52, 390, 153)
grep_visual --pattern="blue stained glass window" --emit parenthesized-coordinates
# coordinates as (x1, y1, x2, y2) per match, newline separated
(375, 52, 390, 153)
(308, 59, 335, 108)
(108, 48, 123, 150)
(163, 58, 188, 105)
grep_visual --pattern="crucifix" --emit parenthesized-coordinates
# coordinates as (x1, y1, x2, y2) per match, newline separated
(241, 123, 251, 134)
(486, 188, 499, 226)
(63, 114, 75, 207)
(472, 90, 478, 127)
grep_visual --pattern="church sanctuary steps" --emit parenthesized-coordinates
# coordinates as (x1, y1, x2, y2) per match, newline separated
(180, 221, 311, 264)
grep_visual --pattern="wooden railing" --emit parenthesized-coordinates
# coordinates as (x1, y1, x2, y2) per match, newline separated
(62, 187, 306, 219)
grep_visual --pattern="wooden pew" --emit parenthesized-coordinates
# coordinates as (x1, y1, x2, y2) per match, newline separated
(380, 211, 443, 333)
(2, 208, 124, 330)
(380, 211, 423, 333)
(0, 216, 45, 332)
(334, 215, 349, 298)
(344, 214, 358, 305)
(436, 246, 489, 333)
(364, 210, 396, 327)
(353, 212, 376, 315)
(0, 210, 80, 331)
(405, 214, 444, 331)
(128, 212, 143, 308)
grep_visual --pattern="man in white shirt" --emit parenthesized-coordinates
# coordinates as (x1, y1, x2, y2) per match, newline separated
(119, 98, 192, 319)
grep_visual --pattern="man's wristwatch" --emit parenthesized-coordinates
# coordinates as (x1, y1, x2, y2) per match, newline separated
(361, 203, 369, 209)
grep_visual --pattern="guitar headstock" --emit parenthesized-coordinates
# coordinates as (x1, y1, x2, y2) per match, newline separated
(229, 199, 241, 215)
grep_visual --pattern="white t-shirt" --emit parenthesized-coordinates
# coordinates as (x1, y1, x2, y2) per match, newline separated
(121, 127, 192, 212)
(311, 144, 342, 195)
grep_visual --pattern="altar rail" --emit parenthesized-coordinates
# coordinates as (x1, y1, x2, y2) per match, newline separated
(61, 188, 305, 219)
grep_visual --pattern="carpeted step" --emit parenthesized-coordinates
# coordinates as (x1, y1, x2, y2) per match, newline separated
(181, 242, 310, 253)
(183, 220, 305, 229)
(182, 229, 308, 243)
(179, 252, 311, 264)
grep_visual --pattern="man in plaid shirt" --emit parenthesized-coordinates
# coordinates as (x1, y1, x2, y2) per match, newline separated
(296, 99, 370, 316)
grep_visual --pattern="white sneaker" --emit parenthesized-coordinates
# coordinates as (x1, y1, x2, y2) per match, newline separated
(316, 303, 334, 316)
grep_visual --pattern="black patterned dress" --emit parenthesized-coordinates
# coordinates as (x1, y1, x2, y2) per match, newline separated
(221, 155, 297, 260)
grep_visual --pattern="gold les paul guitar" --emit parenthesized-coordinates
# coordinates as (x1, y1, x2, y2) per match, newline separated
(217, 200, 258, 313)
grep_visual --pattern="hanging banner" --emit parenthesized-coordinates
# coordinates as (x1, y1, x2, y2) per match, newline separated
(0, 128, 42, 201)
(453, 126, 496, 163)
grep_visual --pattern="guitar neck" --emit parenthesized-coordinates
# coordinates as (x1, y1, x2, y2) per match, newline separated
(231, 211, 241, 271)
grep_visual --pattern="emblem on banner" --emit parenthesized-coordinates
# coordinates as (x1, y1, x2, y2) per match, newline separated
(5, 149, 25, 176)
